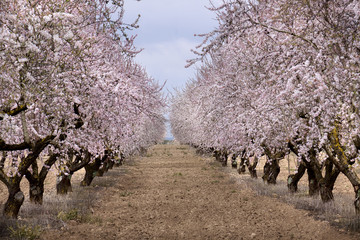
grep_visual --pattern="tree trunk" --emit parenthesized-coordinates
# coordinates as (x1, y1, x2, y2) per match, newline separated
(1, 135, 54, 218)
(214, 150, 221, 162)
(108, 160, 115, 170)
(139, 147, 147, 157)
(246, 156, 258, 178)
(56, 174, 73, 194)
(307, 149, 341, 201)
(3, 184, 24, 219)
(326, 128, 360, 212)
(97, 155, 112, 176)
(55, 150, 92, 191)
(287, 163, 306, 193)
(319, 183, 334, 202)
(262, 158, 280, 184)
(25, 162, 44, 204)
(97, 163, 106, 177)
(29, 181, 44, 204)
(80, 166, 95, 186)
(319, 159, 340, 202)
(80, 157, 102, 186)
(231, 154, 237, 169)
(221, 151, 228, 167)
(261, 146, 285, 184)
(307, 167, 320, 196)
(355, 188, 360, 214)
(238, 155, 246, 174)
(114, 157, 124, 167)
(115, 153, 125, 167)
(115, 161, 123, 167)
(25, 154, 58, 203)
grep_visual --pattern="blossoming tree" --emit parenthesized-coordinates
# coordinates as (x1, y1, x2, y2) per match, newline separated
(171, 0, 360, 211)
(0, 0, 165, 218)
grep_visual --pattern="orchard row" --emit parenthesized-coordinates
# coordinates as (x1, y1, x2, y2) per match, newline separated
(0, 0, 165, 218)
(171, 0, 360, 212)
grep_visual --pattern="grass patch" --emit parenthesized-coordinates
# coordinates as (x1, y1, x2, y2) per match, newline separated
(176, 147, 187, 150)
(209, 161, 222, 168)
(212, 174, 225, 179)
(8, 223, 42, 240)
(57, 208, 80, 221)
(0, 176, 101, 239)
(57, 208, 102, 224)
(120, 191, 133, 197)
(162, 140, 173, 145)
(237, 176, 360, 232)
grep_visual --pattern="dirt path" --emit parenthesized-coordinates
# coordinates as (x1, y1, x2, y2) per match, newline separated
(41, 144, 360, 240)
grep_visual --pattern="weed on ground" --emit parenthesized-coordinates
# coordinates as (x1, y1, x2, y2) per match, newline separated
(0, 171, 115, 239)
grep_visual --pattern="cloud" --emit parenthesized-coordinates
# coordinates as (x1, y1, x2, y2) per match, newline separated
(123, 0, 219, 94)
(124, 0, 218, 44)
(135, 38, 198, 93)
(122, 0, 222, 138)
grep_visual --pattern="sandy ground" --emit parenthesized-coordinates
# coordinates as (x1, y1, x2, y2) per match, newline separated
(34, 144, 360, 240)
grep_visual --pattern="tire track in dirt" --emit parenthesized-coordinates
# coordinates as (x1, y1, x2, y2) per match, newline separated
(41, 144, 360, 239)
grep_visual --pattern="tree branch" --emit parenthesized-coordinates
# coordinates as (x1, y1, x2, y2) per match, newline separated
(69, 152, 91, 174)
(17, 135, 55, 176)
(39, 154, 58, 180)
(245, 13, 319, 50)
(0, 138, 31, 151)
(0, 105, 28, 120)
(0, 168, 10, 188)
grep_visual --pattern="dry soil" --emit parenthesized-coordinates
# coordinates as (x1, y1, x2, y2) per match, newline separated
(37, 144, 360, 240)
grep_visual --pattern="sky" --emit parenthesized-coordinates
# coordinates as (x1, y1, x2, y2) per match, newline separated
(123, 0, 219, 95)
(123, 0, 220, 139)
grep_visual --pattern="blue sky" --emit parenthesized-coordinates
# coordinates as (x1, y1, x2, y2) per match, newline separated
(124, 0, 219, 95)
(123, 0, 219, 139)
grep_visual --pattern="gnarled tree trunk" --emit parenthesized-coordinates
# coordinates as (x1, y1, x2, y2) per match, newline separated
(237, 150, 246, 174)
(238, 156, 246, 174)
(29, 181, 44, 204)
(318, 158, 340, 202)
(307, 166, 320, 196)
(231, 154, 237, 169)
(80, 156, 103, 186)
(245, 156, 258, 178)
(288, 141, 335, 200)
(97, 155, 112, 176)
(262, 158, 280, 184)
(115, 153, 125, 167)
(261, 145, 285, 184)
(325, 129, 360, 212)
(1, 135, 55, 218)
(287, 163, 306, 193)
(3, 182, 24, 218)
(25, 154, 58, 204)
(221, 151, 228, 167)
(213, 150, 228, 166)
(56, 174, 73, 194)
(108, 160, 115, 170)
(55, 150, 91, 193)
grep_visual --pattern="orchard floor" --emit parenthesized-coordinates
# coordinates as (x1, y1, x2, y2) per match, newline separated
(37, 145, 360, 240)
(37, 144, 360, 240)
